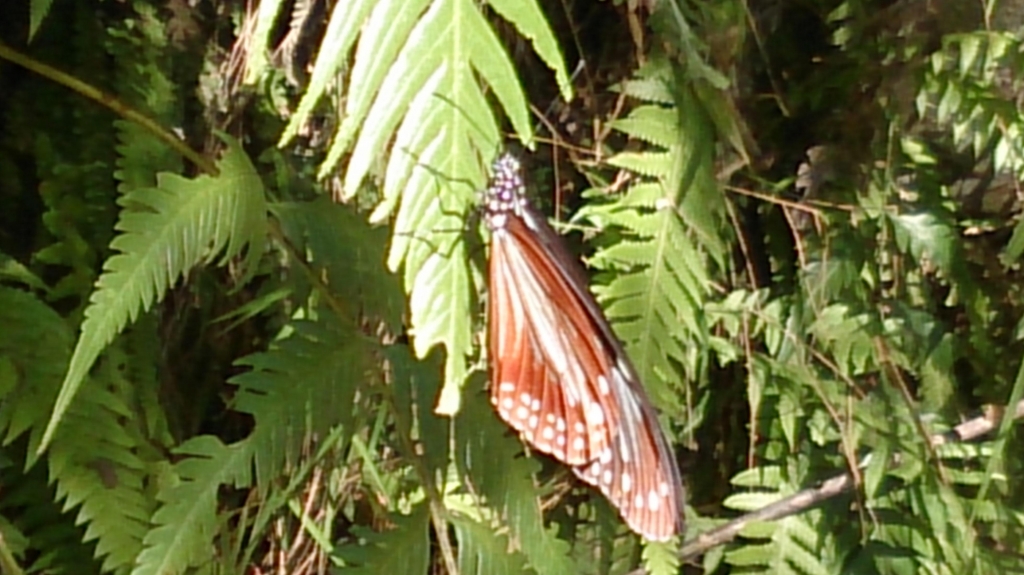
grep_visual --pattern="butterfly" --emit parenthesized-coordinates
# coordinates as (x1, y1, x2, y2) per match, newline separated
(483, 153, 684, 541)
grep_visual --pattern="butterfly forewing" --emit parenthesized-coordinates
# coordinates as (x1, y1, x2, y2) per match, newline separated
(484, 154, 684, 542)
(490, 217, 618, 465)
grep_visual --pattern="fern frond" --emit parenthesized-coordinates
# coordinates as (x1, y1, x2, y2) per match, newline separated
(449, 515, 529, 575)
(642, 539, 681, 575)
(272, 198, 404, 327)
(0, 455, 102, 574)
(456, 391, 576, 575)
(42, 136, 267, 450)
(336, 504, 430, 574)
(272, 0, 571, 415)
(0, 288, 73, 447)
(570, 59, 731, 425)
(133, 436, 253, 575)
(244, 0, 288, 83)
(232, 318, 375, 491)
(723, 467, 842, 574)
(29, 0, 54, 39)
(2, 291, 154, 571)
(387, 345, 450, 480)
(49, 355, 154, 573)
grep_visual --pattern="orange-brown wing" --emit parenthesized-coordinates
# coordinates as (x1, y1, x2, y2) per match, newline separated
(489, 216, 619, 466)
(483, 153, 684, 541)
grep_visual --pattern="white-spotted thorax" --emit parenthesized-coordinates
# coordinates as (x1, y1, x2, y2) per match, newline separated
(484, 154, 529, 233)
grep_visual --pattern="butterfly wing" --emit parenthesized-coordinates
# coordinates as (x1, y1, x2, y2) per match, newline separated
(484, 154, 684, 541)
(489, 213, 618, 466)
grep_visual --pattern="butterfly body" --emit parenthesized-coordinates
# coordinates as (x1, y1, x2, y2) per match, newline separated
(484, 154, 685, 541)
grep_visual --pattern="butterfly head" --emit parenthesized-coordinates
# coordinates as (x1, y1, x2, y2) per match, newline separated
(484, 154, 527, 231)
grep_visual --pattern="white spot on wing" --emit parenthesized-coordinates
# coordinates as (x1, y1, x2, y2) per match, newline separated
(634, 494, 645, 510)
(622, 473, 632, 493)
(572, 436, 585, 452)
(598, 375, 610, 396)
(602, 469, 612, 485)
(648, 490, 661, 511)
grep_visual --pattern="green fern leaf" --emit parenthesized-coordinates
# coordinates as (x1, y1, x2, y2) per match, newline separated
(280, 0, 393, 145)
(0, 287, 73, 448)
(336, 504, 430, 574)
(388, 345, 450, 479)
(41, 135, 267, 450)
(272, 198, 405, 326)
(49, 356, 155, 573)
(288, 0, 570, 416)
(0, 252, 48, 292)
(29, 0, 54, 39)
(642, 539, 681, 575)
(243, 0, 288, 83)
(583, 188, 708, 413)
(574, 62, 727, 424)
(450, 515, 529, 575)
(133, 436, 253, 575)
(723, 467, 839, 575)
(456, 390, 576, 575)
(889, 212, 956, 275)
(232, 318, 374, 490)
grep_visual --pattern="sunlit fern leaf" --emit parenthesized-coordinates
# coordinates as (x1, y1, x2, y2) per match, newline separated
(231, 318, 375, 492)
(807, 305, 877, 378)
(41, 135, 267, 450)
(133, 436, 253, 575)
(642, 538, 681, 575)
(272, 0, 571, 416)
(336, 503, 430, 574)
(455, 388, 576, 575)
(243, 0, 287, 84)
